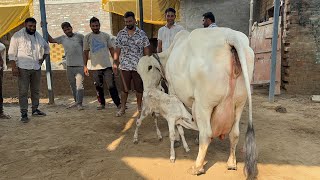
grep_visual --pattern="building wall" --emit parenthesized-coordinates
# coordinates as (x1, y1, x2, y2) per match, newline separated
(3, 70, 121, 97)
(282, 0, 320, 94)
(31, 0, 112, 63)
(180, 0, 251, 34)
(33, 0, 111, 37)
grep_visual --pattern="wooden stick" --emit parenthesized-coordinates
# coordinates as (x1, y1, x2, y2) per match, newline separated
(119, 70, 128, 92)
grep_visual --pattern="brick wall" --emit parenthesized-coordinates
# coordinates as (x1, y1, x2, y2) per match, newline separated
(3, 70, 122, 98)
(282, 0, 320, 94)
(180, 0, 250, 34)
(33, 1, 111, 37)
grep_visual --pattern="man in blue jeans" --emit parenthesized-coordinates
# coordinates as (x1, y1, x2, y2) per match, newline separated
(47, 22, 85, 110)
(8, 18, 49, 123)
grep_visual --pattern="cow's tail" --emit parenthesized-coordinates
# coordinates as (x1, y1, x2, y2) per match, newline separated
(228, 32, 258, 180)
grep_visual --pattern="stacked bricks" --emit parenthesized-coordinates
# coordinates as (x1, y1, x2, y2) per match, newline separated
(282, 0, 320, 94)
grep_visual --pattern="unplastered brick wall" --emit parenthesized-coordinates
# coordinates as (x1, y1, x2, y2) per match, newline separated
(33, 1, 111, 38)
(3, 70, 122, 98)
(282, 0, 320, 94)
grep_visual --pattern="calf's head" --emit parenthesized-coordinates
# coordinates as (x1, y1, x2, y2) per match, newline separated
(137, 56, 163, 90)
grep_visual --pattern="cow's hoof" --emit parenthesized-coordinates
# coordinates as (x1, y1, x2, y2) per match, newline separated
(158, 137, 163, 141)
(227, 166, 237, 170)
(188, 166, 205, 175)
(185, 147, 190, 153)
(170, 157, 175, 163)
(174, 140, 181, 148)
(133, 139, 138, 144)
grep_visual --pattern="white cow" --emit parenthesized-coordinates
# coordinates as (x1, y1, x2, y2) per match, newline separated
(137, 27, 258, 179)
(133, 87, 198, 162)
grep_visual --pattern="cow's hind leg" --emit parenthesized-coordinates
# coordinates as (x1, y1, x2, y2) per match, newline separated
(176, 124, 190, 152)
(227, 102, 245, 170)
(188, 101, 212, 175)
(153, 113, 163, 141)
(133, 108, 149, 144)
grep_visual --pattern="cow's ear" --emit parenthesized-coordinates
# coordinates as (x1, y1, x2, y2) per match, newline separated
(148, 65, 152, 71)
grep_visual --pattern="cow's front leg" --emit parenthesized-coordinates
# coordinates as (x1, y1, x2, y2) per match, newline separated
(152, 112, 162, 141)
(133, 108, 149, 144)
(227, 103, 245, 170)
(176, 124, 190, 152)
(168, 118, 176, 162)
(188, 101, 212, 175)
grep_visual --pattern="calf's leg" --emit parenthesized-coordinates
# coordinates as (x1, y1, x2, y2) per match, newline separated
(153, 112, 163, 141)
(176, 124, 190, 152)
(168, 118, 176, 162)
(133, 107, 149, 144)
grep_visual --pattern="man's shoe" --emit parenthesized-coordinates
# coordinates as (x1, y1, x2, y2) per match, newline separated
(77, 104, 84, 111)
(96, 104, 105, 110)
(32, 109, 46, 116)
(0, 113, 11, 119)
(66, 102, 77, 109)
(21, 113, 29, 123)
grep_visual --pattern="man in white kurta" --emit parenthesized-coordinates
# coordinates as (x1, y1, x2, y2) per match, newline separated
(157, 8, 184, 53)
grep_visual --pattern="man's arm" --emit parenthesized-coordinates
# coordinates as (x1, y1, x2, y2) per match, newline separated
(144, 46, 151, 56)
(0, 44, 5, 68)
(109, 47, 115, 59)
(0, 53, 3, 68)
(83, 50, 90, 76)
(11, 61, 19, 76)
(112, 47, 121, 75)
(8, 35, 19, 76)
(41, 21, 57, 43)
(39, 40, 50, 65)
(157, 40, 163, 53)
(48, 33, 57, 43)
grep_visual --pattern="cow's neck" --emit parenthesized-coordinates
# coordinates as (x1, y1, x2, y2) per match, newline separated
(157, 51, 169, 69)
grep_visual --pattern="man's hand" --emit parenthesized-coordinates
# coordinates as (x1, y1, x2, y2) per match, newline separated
(40, 21, 47, 28)
(84, 66, 89, 76)
(39, 59, 44, 65)
(12, 67, 19, 77)
(112, 62, 118, 76)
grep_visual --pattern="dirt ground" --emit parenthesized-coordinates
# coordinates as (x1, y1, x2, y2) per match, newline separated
(0, 89, 319, 180)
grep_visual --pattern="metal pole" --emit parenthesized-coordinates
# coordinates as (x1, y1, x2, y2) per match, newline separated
(268, 0, 281, 102)
(39, 0, 54, 104)
(138, 0, 144, 30)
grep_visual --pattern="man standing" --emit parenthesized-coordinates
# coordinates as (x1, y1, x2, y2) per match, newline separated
(202, 12, 218, 28)
(83, 17, 121, 110)
(113, 11, 150, 117)
(0, 42, 11, 119)
(157, 8, 184, 53)
(8, 18, 49, 123)
(47, 22, 84, 110)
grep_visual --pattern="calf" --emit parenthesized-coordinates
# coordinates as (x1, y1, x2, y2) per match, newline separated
(133, 88, 198, 162)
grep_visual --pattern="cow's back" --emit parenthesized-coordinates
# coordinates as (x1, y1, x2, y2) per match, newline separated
(166, 28, 241, 107)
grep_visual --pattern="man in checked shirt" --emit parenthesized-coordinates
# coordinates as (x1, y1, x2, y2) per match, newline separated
(113, 11, 151, 117)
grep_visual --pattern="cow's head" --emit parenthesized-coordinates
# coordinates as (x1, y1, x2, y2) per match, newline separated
(137, 55, 163, 90)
